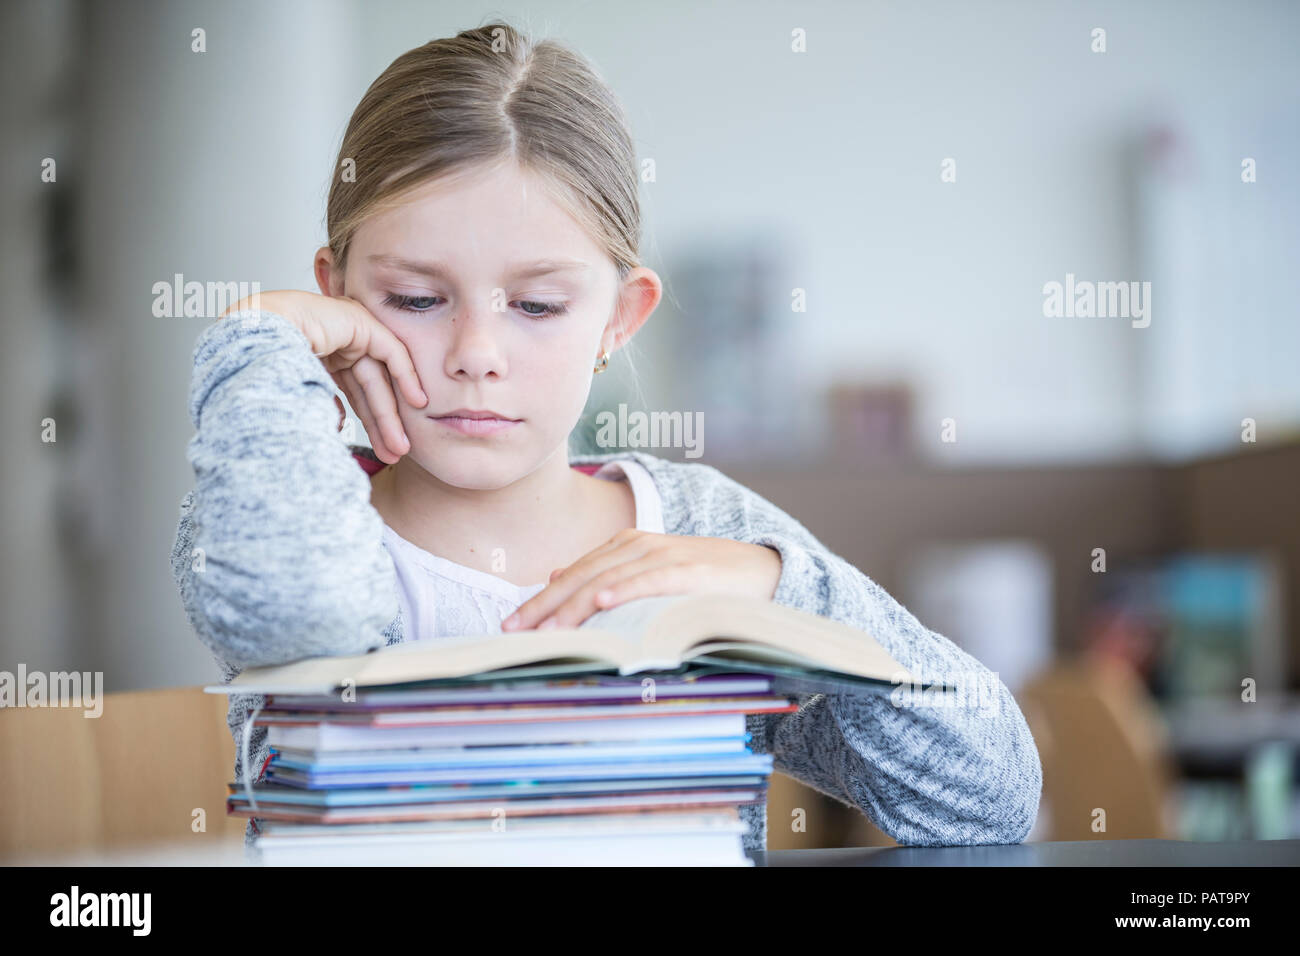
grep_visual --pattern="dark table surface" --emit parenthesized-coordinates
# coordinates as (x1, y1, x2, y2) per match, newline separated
(747, 838, 1300, 866)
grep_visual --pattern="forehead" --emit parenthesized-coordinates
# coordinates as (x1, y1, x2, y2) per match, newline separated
(352, 161, 602, 267)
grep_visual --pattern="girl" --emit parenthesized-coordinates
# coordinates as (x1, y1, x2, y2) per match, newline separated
(171, 20, 1041, 854)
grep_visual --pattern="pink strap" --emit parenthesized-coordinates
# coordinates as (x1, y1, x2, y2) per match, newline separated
(353, 453, 386, 477)
(353, 452, 601, 477)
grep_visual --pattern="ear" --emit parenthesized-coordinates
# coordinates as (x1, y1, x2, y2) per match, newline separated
(313, 246, 344, 297)
(603, 267, 663, 353)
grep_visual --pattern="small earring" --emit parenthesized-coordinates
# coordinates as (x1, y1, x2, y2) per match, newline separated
(593, 350, 610, 374)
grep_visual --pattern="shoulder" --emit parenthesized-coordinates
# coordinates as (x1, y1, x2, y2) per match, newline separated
(569, 448, 736, 492)
(568, 449, 779, 536)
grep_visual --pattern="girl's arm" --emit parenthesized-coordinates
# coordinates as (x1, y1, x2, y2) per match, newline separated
(170, 310, 401, 671)
(665, 459, 1043, 846)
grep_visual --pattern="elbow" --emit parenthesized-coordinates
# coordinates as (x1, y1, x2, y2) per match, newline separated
(1009, 733, 1045, 843)
(957, 711, 1046, 846)
(991, 692, 1046, 844)
(975, 738, 1043, 845)
(173, 542, 396, 671)
(890, 752, 1042, 848)
(942, 701, 1045, 846)
(881, 703, 1045, 848)
(171, 492, 398, 670)
(187, 569, 396, 670)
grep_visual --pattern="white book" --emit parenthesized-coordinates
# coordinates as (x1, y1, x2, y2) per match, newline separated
(252, 810, 753, 866)
(254, 833, 753, 867)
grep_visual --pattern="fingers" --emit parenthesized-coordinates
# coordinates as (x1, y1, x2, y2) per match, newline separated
(351, 357, 410, 461)
(337, 366, 403, 465)
(582, 563, 697, 613)
(297, 295, 427, 417)
(538, 557, 689, 631)
(313, 299, 426, 466)
(348, 302, 428, 410)
(503, 530, 650, 631)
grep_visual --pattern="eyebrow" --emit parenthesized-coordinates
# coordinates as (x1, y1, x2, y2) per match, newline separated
(366, 254, 591, 280)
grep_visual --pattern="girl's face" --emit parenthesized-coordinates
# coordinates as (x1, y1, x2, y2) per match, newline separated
(339, 161, 625, 490)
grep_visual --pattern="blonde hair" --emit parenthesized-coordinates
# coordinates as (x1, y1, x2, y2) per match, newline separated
(326, 20, 641, 289)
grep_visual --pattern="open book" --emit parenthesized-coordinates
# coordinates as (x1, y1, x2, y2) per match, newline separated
(205, 594, 954, 699)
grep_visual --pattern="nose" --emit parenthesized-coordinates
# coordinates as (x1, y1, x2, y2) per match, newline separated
(442, 302, 508, 381)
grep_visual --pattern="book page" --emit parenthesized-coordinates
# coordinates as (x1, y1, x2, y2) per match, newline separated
(579, 595, 691, 641)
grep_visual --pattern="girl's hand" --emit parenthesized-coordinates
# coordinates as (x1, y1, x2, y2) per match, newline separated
(224, 290, 428, 464)
(500, 529, 782, 631)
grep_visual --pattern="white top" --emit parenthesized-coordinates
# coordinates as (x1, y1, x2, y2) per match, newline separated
(380, 458, 665, 642)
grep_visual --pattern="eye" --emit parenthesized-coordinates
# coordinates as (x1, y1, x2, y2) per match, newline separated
(383, 293, 440, 313)
(516, 300, 569, 318)
(382, 293, 568, 318)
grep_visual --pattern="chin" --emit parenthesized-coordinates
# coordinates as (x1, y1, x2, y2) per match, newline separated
(410, 447, 531, 491)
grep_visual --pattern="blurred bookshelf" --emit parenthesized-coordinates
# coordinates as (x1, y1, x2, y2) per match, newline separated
(719, 438, 1300, 844)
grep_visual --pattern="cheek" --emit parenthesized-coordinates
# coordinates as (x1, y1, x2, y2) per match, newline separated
(526, 332, 600, 399)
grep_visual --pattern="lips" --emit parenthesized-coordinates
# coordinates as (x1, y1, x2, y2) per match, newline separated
(431, 408, 521, 421)
(429, 408, 522, 437)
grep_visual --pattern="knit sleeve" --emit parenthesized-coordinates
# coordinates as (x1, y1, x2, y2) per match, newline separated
(651, 456, 1043, 846)
(169, 309, 400, 672)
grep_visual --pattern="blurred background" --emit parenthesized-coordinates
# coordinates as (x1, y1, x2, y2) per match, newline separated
(2, 0, 1299, 855)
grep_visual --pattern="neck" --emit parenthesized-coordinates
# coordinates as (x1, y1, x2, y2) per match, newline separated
(372, 447, 595, 583)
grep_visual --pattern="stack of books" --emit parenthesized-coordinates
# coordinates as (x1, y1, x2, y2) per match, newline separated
(230, 673, 790, 865)
(207, 593, 927, 866)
